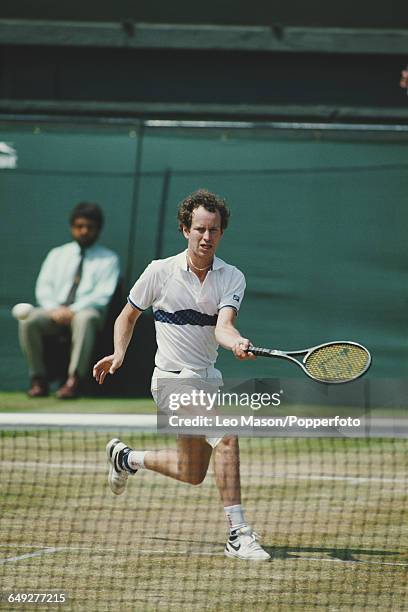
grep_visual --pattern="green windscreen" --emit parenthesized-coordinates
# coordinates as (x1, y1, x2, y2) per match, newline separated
(1, 122, 407, 389)
(136, 126, 408, 381)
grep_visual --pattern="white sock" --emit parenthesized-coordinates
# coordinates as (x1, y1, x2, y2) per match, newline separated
(127, 450, 147, 470)
(224, 504, 247, 533)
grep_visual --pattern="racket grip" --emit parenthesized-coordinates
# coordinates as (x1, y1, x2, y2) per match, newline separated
(247, 345, 272, 357)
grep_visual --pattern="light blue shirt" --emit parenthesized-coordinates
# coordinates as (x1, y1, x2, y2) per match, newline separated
(36, 241, 120, 313)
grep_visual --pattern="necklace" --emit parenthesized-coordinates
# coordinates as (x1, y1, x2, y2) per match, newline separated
(187, 255, 212, 271)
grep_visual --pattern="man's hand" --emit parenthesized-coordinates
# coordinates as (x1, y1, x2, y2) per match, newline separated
(93, 354, 124, 384)
(49, 306, 74, 325)
(400, 69, 408, 89)
(232, 338, 256, 361)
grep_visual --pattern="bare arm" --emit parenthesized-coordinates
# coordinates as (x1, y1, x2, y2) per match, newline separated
(93, 302, 142, 384)
(215, 307, 255, 361)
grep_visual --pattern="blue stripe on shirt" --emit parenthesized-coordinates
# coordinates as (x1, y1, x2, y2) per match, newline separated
(154, 309, 218, 326)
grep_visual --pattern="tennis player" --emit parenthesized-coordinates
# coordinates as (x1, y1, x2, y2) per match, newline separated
(93, 189, 270, 561)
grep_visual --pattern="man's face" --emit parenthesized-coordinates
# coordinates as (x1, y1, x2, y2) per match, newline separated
(182, 206, 223, 258)
(71, 217, 100, 248)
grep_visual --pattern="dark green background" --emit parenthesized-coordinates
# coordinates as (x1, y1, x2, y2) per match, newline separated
(1, 122, 407, 392)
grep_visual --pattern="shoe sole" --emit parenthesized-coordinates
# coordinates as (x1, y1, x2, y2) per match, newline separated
(224, 548, 271, 561)
(106, 438, 128, 496)
(106, 438, 120, 461)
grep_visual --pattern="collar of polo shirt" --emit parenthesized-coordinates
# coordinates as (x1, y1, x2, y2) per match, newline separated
(176, 249, 225, 272)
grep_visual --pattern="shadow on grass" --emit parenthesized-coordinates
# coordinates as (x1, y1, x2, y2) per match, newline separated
(263, 545, 406, 563)
(147, 535, 406, 564)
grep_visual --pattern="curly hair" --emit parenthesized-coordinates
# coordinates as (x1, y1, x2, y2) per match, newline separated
(70, 202, 104, 230)
(177, 189, 230, 232)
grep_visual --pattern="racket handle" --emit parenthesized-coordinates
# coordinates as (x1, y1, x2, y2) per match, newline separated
(247, 345, 273, 357)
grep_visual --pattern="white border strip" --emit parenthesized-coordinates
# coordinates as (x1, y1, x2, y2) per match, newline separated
(144, 119, 408, 132)
(0, 413, 156, 429)
(0, 548, 65, 564)
(1, 544, 406, 567)
(2, 461, 406, 484)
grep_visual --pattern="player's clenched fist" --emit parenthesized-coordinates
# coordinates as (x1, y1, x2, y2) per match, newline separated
(232, 338, 256, 361)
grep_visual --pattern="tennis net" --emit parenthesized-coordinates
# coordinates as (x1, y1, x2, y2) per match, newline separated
(0, 414, 407, 611)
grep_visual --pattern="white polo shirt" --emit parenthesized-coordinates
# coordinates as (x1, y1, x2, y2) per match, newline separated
(128, 250, 246, 371)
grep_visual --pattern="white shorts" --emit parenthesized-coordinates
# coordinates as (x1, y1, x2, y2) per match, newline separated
(151, 366, 223, 449)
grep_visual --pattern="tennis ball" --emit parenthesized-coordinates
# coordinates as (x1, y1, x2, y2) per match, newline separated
(11, 303, 34, 321)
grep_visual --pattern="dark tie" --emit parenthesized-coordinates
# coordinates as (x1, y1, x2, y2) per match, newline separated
(63, 248, 85, 306)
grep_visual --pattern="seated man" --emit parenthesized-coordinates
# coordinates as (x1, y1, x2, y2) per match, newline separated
(19, 201, 120, 399)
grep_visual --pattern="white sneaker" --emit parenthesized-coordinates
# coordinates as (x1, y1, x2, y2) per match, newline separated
(224, 526, 271, 561)
(106, 438, 136, 495)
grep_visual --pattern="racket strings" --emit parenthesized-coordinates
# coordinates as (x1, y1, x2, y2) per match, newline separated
(305, 344, 369, 382)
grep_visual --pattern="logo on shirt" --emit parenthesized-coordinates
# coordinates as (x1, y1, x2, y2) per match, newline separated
(233, 294, 240, 302)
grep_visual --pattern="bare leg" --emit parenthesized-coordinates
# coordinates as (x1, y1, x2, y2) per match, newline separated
(212, 436, 241, 506)
(144, 435, 212, 485)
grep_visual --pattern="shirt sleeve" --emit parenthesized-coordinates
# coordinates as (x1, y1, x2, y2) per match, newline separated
(218, 268, 246, 313)
(35, 248, 60, 309)
(128, 262, 159, 311)
(70, 253, 120, 313)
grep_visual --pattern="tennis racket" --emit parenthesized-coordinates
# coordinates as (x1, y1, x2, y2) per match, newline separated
(248, 341, 371, 384)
